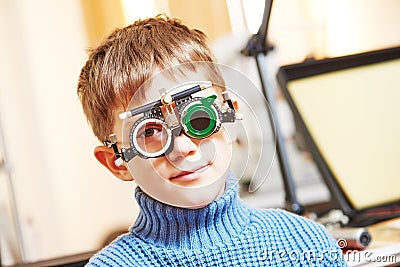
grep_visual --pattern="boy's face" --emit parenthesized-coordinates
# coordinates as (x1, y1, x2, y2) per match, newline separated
(113, 67, 233, 208)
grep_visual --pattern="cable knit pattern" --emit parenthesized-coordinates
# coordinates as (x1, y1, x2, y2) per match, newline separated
(86, 174, 347, 266)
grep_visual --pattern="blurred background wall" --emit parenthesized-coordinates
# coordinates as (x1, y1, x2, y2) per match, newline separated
(0, 0, 399, 265)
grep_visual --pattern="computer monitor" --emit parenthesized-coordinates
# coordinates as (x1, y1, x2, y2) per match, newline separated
(277, 47, 400, 226)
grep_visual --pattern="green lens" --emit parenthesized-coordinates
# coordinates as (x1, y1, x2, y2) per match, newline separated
(183, 104, 217, 138)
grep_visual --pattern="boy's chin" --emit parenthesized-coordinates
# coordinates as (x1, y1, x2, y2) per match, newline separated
(162, 182, 226, 209)
(189, 183, 226, 209)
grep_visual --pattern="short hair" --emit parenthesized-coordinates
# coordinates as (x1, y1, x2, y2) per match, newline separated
(77, 15, 217, 142)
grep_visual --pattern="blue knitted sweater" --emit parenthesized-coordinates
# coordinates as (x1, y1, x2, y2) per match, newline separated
(86, 174, 347, 266)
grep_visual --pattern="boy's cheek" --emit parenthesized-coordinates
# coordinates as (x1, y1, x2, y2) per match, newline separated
(129, 157, 169, 180)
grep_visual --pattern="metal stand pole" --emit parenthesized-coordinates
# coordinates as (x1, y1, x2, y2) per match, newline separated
(241, 0, 303, 215)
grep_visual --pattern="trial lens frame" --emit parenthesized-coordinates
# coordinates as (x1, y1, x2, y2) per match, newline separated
(105, 82, 242, 166)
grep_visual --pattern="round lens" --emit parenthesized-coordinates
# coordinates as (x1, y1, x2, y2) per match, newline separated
(132, 119, 171, 157)
(189, 110, 211, 131)
(182, 104, 217, 138)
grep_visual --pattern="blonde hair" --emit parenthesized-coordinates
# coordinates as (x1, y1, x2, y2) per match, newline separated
(77, 15, 218, 142)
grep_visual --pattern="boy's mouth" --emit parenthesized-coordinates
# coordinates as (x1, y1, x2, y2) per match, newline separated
(170, 164, 211, 182)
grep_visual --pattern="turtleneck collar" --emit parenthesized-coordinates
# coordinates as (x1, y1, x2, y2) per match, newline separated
(130, 173, 251, 250)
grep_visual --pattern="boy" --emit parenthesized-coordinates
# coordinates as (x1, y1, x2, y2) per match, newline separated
(78, 15, 347, 266)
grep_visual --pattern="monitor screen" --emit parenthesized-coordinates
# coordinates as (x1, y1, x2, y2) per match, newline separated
(286, 58, 400, 210)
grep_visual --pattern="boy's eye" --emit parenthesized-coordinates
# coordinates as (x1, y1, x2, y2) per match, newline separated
(144, 128, 156, 137)
(138, 124, 162, 138)
(134, 121, 169, 155)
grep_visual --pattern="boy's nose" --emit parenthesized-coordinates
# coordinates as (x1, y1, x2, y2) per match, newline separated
(166, 133, 198, 162)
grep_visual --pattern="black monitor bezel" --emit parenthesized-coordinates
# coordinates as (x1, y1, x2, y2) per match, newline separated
(276, 46, 400, 224)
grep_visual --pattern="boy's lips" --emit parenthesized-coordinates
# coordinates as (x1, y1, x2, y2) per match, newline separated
(170, 164, 211, 182)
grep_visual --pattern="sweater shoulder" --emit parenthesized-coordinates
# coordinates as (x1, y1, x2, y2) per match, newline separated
(252, 207, 323, 229)
(85, 233, 144, 267)
(250, 207, 339, 249)
(248, 208, 346, 266)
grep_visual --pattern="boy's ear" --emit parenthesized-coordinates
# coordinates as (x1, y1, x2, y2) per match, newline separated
(94, 146, 133, 181)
